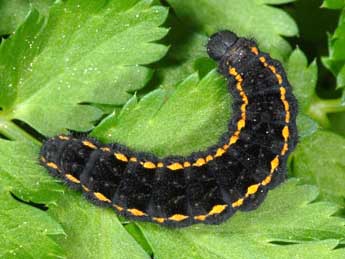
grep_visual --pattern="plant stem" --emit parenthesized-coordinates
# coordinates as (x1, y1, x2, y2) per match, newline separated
(0, 117, 40, 145)
(308, 97, 345, 128)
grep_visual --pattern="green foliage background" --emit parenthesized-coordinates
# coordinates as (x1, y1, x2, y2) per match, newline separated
(0, 0, 344, 258)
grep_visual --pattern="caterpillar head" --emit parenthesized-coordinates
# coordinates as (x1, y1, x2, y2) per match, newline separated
(207, 30, 238, 61)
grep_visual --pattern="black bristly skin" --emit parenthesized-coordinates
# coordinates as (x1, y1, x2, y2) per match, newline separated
(39, 30, 298, 228)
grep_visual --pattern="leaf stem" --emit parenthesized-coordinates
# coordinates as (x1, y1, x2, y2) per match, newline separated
(0, 117, 40, 145)
(308, 96, 345, 128)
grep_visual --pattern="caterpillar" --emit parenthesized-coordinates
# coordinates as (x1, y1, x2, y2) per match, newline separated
(39, 30, 298, 228)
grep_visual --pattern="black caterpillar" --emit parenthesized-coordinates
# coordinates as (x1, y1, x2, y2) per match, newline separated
(40, 31, 298, 228)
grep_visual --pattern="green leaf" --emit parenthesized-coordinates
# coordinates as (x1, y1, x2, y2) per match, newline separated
(146, 13, 211, 88)
(257, 0, 295, 4)
(166, 0, 298, 60)
(285, 48, 320, 138)
(329, 110, 345, 137)
(92, 49, 345, 257)
(290, 131, 345, 204)
(0, 188, 65, 258)
(322, 9, 345, 89)
(150, 2, 304, 92)
(1, 1, 345, 258)
(0, 139, 65, 257)
(124, 223, 153, 256)
(317, 7, 345, 128)
(296, 113, 319, 139)
(99, 45, 319, 156)
(322, 0, 345, 9)
(0, 138, 150, 258)
(139, 180, 345, 259)
(0, 1, 170, 257)
(307, 97, 345, 128)
(48, 192, 151, 259)
(287, 48, 317, 113)
(92, 70, 231, 157)
(0, 0, 54, 36)
(0, 139, 62, 204)
(0, 0, 168, 137)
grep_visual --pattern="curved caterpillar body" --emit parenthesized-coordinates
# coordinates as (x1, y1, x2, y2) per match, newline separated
(40, 31, 298, 228)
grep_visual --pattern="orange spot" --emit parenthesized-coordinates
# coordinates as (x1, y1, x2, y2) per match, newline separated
(157, 162, 164, 168)
(206, 155, 213, 162)
(269, 65, 276, 73)
(167, 163, 184, 171)
(100, 147, 111, 152)
(259, 56, 266, 63)
(194, 215, 207, 221)
(276, 74, 283, 84)
(94, 192, 111, 203)
(168, 214, 189, 221)
(143, 161, 156, 169)
(236, 82, 242, 90)
(114, 153, 128, 162)
(241, 104, 246, 113)
(232, 198, 244, 208)
(82, 140, 97, 149)
(281, 143, 289, 155)
(235, 74, 242, 82)
(58, 135, 70, 140)
(128, 208, 147, 217)
(215, 148, 225, 157)
(282, 126, 289, 141)
(282, 100, 289, 111)
(183, 161, 191, 167)
(153, 217, 165, 223)
(113, 204, 124, 211)
(262, 175, 272, 186)
(280, 87, 290, 124)
(193, 158, 206, 167)
(130, 157, 137, 162)
(47, 162, 58, 170)
(82, 185, 90, 192)
(285, 111, 290, 123)
(237, 119, 245, 130)
(229, 67, 237, 76)
(251, 47, 259, 55)
(65, 174, 80, 184)
(243, 95, 248, 104)
(223, 144, 230, 150)
(208, 204, 227, 215)
(229, 135, 239, 145)
(270, 156, 279, 173)
(246, 184, 260, 196)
